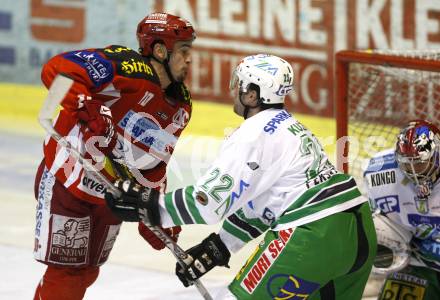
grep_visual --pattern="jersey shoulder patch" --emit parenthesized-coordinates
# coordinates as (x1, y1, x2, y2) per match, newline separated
(364, 150, 398, 177)
(62, 49, 114, 87)
(101, 45, 159, 83)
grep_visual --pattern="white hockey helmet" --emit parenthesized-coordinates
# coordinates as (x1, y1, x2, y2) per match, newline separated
(229, 54, 294, 104)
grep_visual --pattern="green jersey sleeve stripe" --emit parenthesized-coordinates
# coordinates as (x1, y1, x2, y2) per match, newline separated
(184, 186, 207, 224)
(235, 210, 268, 232)
(222, 219, 253, 243)
(164, 191, 183, 225)
(275, 187, 361, 226)
(174, 188, 195, 224)
(284, 174, 355, 212)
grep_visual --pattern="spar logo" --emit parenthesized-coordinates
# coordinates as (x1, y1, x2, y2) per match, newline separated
(240, 228, 294, 294)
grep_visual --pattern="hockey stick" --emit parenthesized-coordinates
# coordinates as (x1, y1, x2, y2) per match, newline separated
(38, 75, 213, 300)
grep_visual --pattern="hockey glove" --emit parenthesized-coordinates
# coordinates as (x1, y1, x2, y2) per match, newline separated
(138, 222, 181, 250)
(77, 99, 116, 156)
(104, 179, 160, 224)
(176, 233, 231, 287)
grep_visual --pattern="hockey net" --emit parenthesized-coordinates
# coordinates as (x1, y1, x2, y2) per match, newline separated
(335, 49, 440, 191)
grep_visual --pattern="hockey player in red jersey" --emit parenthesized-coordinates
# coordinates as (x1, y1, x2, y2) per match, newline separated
(33, 12, 195, 300)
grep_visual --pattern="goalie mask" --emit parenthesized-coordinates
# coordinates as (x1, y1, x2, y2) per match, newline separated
(229, 54, 294, 105)
(396, 120, 440, 186)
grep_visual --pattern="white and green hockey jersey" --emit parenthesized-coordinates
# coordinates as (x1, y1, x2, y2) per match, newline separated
(158, 109, 366, 252)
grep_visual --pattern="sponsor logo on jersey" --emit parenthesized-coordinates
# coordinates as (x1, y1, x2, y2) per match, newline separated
(81, 175, 106, 194)
(36, 168, 55, 238)
(64, 50, 113, 87)
(48, 215, 90, 265)
(263, 110, 291, 134)
(364, 153, 398, 176)
(408, 214, 440, 229)
(214, 179, 250, 217)
(370, 170, 396, 187)
(120, 58, 153, 77)
(266, 274, 320, 299)
(240, 228, 294, 294)
(118, 110, 177, 155)
(374, 195, 400, 213)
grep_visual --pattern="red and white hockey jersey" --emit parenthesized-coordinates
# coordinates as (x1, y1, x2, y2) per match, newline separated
(41, 45, 192, 204)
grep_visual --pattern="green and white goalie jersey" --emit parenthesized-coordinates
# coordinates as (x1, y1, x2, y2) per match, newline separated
(158, 109, 366, 252)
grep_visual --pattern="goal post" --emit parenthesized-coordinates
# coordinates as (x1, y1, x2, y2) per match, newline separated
(335, 49, 440, 187)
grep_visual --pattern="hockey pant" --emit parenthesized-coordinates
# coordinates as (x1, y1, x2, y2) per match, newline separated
(227, 202, 377, 300)
(33, 160, 121, 299)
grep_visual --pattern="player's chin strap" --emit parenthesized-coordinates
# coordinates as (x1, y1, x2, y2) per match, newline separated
(38, 75, 213, 300)
(149, 50, 177, 85)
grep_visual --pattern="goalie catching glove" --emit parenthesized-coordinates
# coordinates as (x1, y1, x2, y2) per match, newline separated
(176, 233, 231, 287)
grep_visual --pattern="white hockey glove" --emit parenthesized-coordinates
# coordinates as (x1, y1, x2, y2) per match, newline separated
(372, 212, 412, 275)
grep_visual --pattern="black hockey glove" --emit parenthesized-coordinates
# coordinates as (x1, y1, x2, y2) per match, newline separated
(104, 179, 160, 224)
(176, 233, 231, 287)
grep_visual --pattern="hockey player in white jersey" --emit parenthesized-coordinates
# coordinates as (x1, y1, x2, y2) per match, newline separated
(105, 54, 377, 299)
(365, 120, 440, 300)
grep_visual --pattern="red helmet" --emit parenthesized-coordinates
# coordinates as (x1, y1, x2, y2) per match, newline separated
(396, 120, 440, 184)
(137, 12, 196, 56)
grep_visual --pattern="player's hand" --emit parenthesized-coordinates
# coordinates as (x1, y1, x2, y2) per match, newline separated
(77, 99, 116, 155)
(138, 222, 181, 250)
(175, 233, 231, 287)
(104, 179, 160, 224)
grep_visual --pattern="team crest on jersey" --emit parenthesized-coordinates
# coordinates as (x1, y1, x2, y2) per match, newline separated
(172, 108, 190, 129)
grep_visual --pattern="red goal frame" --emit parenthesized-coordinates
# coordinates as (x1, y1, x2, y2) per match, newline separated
(335, 50, 440, 174)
